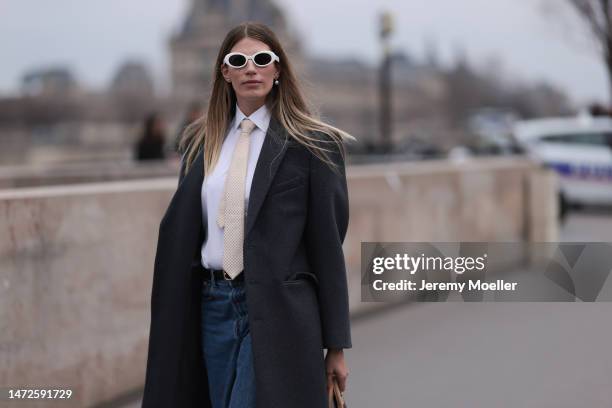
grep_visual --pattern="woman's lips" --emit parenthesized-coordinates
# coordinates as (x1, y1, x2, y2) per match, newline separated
(243, 81, 261, 85)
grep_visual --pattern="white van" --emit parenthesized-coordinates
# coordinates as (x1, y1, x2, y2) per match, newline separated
(513, 116, 612, 214)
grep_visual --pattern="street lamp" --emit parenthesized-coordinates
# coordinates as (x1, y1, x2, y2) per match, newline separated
(379, 11, 394, 153)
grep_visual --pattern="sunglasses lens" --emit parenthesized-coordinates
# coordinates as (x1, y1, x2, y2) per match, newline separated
(228, 54, 246, 67)
(254, 52, 273, 66)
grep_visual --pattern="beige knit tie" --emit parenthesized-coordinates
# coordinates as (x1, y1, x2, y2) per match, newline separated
(216, 118, 256, 279)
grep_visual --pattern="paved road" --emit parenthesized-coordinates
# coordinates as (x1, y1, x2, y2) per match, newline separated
(560, 207, 612, 242)
(345, 301, 612, 407)
(344, 209, 612, 407)
(122, 210, 612, 408)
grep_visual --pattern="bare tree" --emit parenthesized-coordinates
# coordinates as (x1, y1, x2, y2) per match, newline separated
(568, 0, 612, 103)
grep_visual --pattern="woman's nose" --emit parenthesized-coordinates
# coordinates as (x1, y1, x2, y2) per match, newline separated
(244, 59, 257, 72)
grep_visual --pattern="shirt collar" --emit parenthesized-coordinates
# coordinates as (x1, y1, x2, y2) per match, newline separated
(231, 103, 271, 134)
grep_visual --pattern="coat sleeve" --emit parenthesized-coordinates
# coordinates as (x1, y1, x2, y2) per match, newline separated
(305, 137, 352, 350)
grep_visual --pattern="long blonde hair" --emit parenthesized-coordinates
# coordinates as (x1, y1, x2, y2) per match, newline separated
(178, 21, 355, 176)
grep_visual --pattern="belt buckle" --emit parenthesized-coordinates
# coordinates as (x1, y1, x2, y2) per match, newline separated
(223, 270, 232, 280)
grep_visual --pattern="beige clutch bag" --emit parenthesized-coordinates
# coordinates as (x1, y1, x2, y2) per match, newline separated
(328, 377, 347, 408)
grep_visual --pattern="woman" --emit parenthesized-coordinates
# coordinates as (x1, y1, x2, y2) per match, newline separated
(142, 21, 354, 408)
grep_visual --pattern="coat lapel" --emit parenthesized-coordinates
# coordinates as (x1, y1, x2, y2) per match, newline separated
(245, 115, 289, 236)
(175, 117, 289, 240)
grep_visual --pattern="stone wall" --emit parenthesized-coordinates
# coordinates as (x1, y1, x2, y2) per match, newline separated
(0, 158, 557, 407)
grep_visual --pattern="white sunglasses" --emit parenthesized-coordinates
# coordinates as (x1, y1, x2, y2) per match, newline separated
(223, 51, 280, 69)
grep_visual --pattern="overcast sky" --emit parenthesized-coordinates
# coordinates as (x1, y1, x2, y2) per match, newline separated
(0, 0, 606, 105)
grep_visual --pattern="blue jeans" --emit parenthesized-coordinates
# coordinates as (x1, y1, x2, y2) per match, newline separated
(201, 273, 256, 408)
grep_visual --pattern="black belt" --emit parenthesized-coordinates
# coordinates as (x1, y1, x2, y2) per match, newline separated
(201, 266, 244, 282)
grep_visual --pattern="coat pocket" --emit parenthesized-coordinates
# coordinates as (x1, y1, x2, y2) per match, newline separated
(283, 271, 319, 287)
(267, 175, 305, 197)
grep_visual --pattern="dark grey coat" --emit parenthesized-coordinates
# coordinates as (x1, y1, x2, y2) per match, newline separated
(141, 115, 352, 407)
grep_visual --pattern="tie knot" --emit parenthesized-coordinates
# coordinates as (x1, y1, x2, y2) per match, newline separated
(240, 118, 256, 135)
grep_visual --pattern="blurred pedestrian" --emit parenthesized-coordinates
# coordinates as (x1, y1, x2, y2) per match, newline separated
(135, 112, 166, 161)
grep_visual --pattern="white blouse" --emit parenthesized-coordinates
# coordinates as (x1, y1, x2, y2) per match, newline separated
(200, 103, 271, 269)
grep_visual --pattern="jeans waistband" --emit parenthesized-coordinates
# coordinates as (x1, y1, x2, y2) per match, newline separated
(200, 264, 245, 283)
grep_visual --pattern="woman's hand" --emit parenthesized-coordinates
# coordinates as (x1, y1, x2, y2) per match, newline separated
(325, 348, 349, 393)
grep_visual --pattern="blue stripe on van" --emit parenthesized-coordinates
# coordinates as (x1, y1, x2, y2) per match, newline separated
(547, 161, 612, 181)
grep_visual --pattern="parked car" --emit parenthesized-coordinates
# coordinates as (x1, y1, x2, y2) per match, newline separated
(513, 116, 612, 219)
(468, 107, 521, 155)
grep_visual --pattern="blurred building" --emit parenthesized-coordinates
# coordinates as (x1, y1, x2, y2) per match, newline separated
(111, 61, 155, 99)
(0, 60, 160, 165)
(21, 67, 80, 97)
(303, 53, 449, 151)
(0, 0, 574, 166)
(111, 61, 158, 123)
(170, 0, 304, 105)
(169, 0, 450, 150)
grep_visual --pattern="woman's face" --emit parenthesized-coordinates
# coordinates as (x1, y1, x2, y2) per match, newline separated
(221, 37, 280, 108)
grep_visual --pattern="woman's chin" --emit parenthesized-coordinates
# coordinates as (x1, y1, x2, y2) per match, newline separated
(238, 91, 268, 102)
